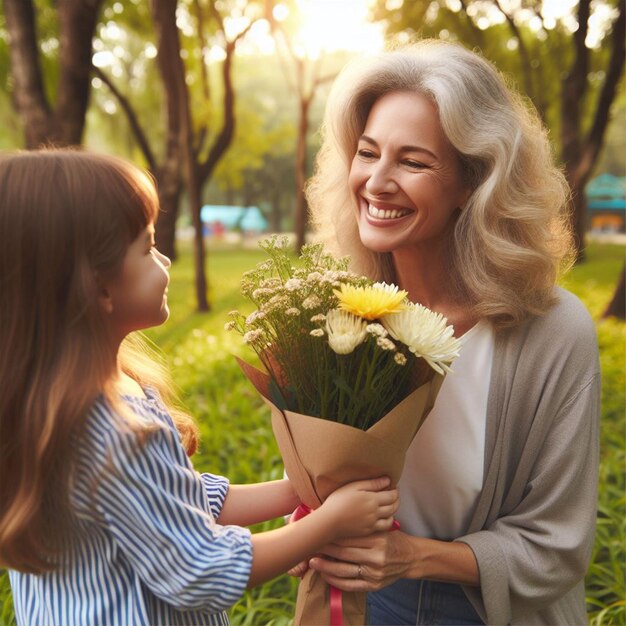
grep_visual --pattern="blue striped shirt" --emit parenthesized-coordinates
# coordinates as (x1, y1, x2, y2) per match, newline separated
(9, 388, 253, 626)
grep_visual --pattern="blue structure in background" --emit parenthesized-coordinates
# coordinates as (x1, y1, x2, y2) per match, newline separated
(585, 174, 626, 233)
(200, 205, 268, 233)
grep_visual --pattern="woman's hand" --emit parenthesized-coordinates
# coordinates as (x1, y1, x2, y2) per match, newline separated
(309, 532, 480, 591)
(308, 530, 416, 592)
(320, 477, 399, 539)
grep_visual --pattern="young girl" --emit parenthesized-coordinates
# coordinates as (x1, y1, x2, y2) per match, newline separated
(0, 149, 399, 626)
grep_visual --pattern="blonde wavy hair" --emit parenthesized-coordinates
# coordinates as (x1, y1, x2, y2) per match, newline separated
(308, 40, 574, 328)
(0, 149, 198, 574)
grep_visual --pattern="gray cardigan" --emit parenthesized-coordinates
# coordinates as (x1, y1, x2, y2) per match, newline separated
(456, 288, 600, 625)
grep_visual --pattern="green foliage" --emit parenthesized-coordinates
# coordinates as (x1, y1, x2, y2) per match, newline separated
(0, 242, 624, 625)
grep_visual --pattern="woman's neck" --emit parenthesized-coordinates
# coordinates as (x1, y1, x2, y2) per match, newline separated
(391, 245, 476, 336)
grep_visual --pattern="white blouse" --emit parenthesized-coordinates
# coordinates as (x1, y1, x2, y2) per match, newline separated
(397, 319, 494, 540)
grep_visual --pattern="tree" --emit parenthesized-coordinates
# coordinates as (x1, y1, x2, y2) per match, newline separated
(372, 0, 625, 261)
(4, 0, 105, 147)
(150, 0, 258, 311)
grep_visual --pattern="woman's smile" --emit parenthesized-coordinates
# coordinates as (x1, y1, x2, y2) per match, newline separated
(365, 200, 414, 222)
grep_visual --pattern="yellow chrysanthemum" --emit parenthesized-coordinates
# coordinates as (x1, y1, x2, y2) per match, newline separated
(334, 282, 408, 321)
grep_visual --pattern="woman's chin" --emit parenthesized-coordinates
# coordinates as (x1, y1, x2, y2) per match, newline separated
(358, 223, 403, 253)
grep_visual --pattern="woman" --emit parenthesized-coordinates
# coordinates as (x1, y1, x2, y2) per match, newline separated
(304, 41, 600, 625)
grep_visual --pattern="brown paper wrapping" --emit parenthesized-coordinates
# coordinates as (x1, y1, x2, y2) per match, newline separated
(236, 357, 444, 626)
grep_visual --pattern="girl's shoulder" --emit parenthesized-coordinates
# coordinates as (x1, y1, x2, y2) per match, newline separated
(81, 388, 178, 458)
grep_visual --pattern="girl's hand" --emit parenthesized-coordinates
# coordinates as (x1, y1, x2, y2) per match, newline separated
(308, 530, 415, 592)
(320, 477, 399, 539)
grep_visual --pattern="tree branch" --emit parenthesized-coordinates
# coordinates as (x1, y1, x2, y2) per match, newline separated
(92, 65, 156, 171)
(491, 0, 535, 100)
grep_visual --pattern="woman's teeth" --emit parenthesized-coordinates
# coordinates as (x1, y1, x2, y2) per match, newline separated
(368, 204, 412, 220)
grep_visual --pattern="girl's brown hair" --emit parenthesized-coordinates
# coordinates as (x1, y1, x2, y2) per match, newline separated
(0, 149, 198, 573)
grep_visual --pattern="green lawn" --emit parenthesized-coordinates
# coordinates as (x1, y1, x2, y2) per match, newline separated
(1, 241, 624, 626)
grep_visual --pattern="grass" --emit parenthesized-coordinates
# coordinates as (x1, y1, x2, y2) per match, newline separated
(0, 241, 624, 626)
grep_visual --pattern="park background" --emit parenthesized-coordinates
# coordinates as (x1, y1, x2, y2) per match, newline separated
(0, 0, 624, 624)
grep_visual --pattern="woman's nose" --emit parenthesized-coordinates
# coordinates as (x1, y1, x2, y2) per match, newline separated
(365, 161, 397, 195)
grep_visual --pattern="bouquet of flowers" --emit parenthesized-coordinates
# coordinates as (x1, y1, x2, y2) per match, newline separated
(227, 236, 462, 625)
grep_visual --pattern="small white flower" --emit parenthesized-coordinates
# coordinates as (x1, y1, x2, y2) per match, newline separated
(243, 329, 263, 344)
(325, 309, 368, 355)
(394, 352, 407, 366)
(245, 311, 266, 326)
(228, 310, 240, 318)
(376, 337, 396, 351)
(306, 271, 323, 283)
(381, 304, 462, 374)
(285, 278, 303, 291)
(366, 323, 388, 337)
(262, 295, 290, 313)
(285, 307, 300, 316)
(310, 328, 325, 337)
(302, 295, 322, 309)
(252, 287, 274, 300)
(224, 321, 235, 331)
(310, 313, 327, 323)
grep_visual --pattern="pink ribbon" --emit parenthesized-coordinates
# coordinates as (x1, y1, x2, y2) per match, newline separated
(290, 504, 400, 626)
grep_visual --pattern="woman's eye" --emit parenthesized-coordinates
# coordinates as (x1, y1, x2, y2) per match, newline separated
(357, 149, 376, 159)
(403, 160, 427, 169)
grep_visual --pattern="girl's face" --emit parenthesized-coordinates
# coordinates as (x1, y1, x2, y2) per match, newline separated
(348, 91, 470, 255)
(101, 223, 171, 338)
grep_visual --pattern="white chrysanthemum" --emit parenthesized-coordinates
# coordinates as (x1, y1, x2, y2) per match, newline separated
(310, 313, 326, 323)
(285, 278, 303, 291)
(381, 304, 462, 374)
(325, 309, 368, 355)
(310, 328, 325, 337)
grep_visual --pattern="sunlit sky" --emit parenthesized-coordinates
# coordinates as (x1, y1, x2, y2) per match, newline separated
(237, 0, 385, 59)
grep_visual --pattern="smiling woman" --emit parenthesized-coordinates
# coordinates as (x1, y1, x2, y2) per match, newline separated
(305, 40, 601, 626)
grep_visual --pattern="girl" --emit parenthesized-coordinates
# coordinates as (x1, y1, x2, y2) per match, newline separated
(0, 149, 399, 626)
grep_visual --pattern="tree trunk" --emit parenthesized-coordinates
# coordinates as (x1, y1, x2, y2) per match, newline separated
(188, 163, 209, 311)
(294, 97, 310, 252)
(4, 0, 103, 147)
(3, 0, 52, 147)
(602, 265, 626, 320)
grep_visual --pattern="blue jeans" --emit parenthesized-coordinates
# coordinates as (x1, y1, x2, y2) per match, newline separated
(367, 579, 484, 626)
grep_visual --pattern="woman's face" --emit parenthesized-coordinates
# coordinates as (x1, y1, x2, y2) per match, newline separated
(348, 91, 469, 255)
